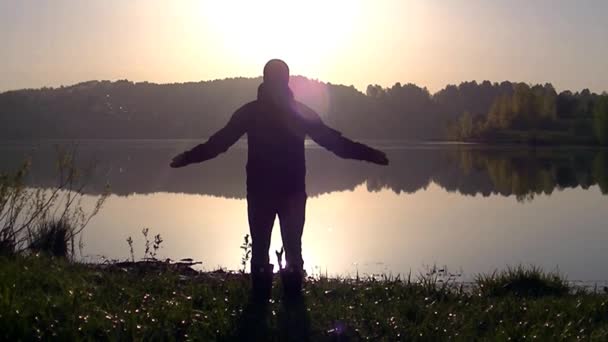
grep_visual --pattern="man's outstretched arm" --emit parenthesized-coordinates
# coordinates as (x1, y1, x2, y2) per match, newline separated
(170, 104, 250, 168)
(297, 102, 389, 165)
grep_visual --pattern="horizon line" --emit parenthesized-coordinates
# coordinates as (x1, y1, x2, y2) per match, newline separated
(1, 75, 607, 96)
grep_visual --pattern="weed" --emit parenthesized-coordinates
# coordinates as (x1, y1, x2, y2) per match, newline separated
(126, 236, 135, 262)
(239, 234, 252, 274)
(125, 228, 164, 262)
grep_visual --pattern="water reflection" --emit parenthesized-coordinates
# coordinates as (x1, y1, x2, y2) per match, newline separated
(2, 140, 607, 200)
(2, 141, 608, 281)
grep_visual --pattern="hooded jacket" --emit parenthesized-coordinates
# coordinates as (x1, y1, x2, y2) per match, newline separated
(182, 83, 381, 195)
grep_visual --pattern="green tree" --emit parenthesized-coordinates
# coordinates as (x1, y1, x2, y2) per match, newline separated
(539, 84, 557, 120)
(512, 83, 536, 125)
(365, 84, 385, 98)
(486, 95, 513, 129)
(459, 111, 474, 138)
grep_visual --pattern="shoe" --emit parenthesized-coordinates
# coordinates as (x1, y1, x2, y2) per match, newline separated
(251, 264, 274, 302)
(280, 266, 304, 299)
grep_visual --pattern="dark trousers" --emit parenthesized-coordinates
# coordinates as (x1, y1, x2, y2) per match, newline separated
(247, 191, 307, 271)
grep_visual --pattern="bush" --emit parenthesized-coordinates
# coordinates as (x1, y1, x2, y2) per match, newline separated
(28, 219, 72, 257)
(475, 265, 570, 297)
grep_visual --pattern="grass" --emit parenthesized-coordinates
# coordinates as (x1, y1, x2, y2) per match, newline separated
(1, 256, 608, 341)
(28, 219, 72, 258)
(476, 265, 570, 298)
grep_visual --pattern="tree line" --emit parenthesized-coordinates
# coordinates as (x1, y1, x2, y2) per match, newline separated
(0, 77, 606, 144)
(447, 82, 608, 144)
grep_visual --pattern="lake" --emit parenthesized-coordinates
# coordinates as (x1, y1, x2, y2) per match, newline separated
(2, 140, 608, 283)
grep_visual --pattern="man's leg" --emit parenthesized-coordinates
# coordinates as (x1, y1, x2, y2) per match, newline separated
(247, 194, 276, 267)
(277, 191, 307, 297)
(277, 191, 307, 270)
(247, 194, 276, 301)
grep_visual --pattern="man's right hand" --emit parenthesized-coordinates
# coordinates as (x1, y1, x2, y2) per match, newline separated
(170, 152, 190, 168)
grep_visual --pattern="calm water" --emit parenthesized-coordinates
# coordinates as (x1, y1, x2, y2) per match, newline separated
(2, 140, 608, 282)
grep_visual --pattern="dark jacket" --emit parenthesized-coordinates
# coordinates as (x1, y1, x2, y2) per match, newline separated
(182, 84, 382, 195)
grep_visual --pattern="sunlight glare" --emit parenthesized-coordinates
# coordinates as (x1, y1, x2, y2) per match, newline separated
(200, 0, 362, 72)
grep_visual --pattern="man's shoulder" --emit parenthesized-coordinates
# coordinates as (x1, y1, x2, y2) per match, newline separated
(228, 101, 258, 122)
(241, 100, 260, 110)
(294, 101, 322, 124)
(234, 101, 261, 116)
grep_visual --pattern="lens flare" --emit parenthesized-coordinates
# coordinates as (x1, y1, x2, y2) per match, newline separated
(290, 77, 330, 117)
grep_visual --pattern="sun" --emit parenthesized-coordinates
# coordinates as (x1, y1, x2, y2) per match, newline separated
(200, 0, 362, 72)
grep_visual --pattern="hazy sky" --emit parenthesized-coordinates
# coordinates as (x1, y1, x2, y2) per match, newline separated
(1, 0, 607, 93)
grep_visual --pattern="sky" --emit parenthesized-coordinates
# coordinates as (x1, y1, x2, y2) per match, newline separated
(1, 0, 607, 94)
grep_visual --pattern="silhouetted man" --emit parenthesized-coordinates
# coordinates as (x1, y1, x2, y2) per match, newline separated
(171, 59, 388, 300)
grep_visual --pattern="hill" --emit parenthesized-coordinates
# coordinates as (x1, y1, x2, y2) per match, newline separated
(0, 77, 606, 143)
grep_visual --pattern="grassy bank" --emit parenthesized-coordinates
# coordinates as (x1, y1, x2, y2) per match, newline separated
(1, 256, 607, 341)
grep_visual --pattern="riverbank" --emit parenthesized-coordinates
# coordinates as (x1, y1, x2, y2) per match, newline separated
(1, 255, 607, 340)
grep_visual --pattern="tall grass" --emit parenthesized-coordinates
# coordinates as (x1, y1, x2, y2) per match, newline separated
(476, 265, 570, 297)
(28, 219, 71, 257)
(0, 146, 108, 258)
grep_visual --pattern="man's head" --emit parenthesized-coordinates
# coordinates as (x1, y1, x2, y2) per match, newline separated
(263, 59, 290, 86)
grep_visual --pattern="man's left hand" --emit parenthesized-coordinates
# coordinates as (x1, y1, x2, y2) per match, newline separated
(170, 152, 190, 168)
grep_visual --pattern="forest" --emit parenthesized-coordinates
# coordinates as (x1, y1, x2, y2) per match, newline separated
(0, 77, 607, 144)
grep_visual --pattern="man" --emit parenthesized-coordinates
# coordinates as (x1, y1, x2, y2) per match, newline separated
(170, 59, 388, 300)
